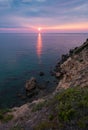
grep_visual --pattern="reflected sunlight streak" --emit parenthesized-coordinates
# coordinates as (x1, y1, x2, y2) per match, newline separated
(37, 33, 42, 60)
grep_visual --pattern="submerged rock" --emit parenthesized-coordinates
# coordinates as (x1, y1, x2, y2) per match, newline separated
(39, 72, 45, 76)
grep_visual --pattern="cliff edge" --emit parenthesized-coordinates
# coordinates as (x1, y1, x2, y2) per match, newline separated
(56, 39, 88, 90)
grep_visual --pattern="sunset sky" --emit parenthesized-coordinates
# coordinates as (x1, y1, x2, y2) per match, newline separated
(0, 0, 88, 33)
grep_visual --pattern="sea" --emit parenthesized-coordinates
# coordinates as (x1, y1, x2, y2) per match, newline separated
(0, 33, 88, 108)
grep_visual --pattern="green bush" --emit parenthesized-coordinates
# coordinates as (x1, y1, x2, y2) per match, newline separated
(32, 101, 45, 112)
(0, 108, 13, 123)
(2, 114, 13, 122)
(34, 87, 88, 129)
(48, 114, 54, 121)
(34, 120, 60, 130)
(58, 108, 76, 122)
(10, 125, 24, 130)
(78, 116, 88, 129)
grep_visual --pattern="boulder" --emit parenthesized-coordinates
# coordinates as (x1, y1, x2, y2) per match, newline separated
(61, 54, 69, 63)
(86, 38, 88, 42)
(55, 72, 61, 78)
(25, 77, 37, 91)
(55, 72, 63, 79)
(25, 77, 38, 97)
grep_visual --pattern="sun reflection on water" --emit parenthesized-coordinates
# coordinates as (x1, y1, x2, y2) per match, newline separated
(37, 33, 42, 63)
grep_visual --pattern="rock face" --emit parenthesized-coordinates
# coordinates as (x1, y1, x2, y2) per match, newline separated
(25, 77, 38, 97)
(56, 39, 88, 91)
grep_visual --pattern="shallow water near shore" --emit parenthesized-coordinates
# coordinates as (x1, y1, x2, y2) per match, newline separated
(0, 33, 88, 108)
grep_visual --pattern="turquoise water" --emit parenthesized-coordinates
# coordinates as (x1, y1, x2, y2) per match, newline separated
(0, 33, 88, 108)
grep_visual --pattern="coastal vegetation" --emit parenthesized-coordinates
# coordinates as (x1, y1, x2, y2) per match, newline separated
(34, 87, 88, 130)
(0, 108, 13, 123)
(10, 125, 24, 130)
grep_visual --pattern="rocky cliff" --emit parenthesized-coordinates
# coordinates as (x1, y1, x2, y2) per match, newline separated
(56, 39, 88, 90)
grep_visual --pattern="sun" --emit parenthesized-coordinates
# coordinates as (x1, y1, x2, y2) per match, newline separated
(38, 27, 41, 31)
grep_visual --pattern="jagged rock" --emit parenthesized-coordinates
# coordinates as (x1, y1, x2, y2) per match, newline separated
(69, 49, 74, 55)
(56, 40, 88, 91)
(25, 77, 38, 97)
(25, 77, 37, 91)
(61, 54, 69, 63)
(86, 38, 88, 42)
(55, 72, 62, 78)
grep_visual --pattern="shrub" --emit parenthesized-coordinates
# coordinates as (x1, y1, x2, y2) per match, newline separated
(34, 87, 88, 129)
(34, 121, 53, 130)
(10, 125, 24, 130)
(2, 114, 13, 122)
(0, 108, 13, 123)
(48, 114, 54, 121)
(77, 116, 88, 129)
(32, 101, 45, 112)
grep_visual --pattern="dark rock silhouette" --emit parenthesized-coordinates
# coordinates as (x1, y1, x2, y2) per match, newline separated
(25, 77, 38, 97)
(39, 72, 45, 76)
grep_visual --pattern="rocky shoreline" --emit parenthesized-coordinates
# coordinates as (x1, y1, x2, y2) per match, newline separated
(0, 39, 88, 130)
(55, 38, 88, 90)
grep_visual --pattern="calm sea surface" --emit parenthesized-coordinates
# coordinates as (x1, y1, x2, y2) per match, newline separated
(0, 33, 88, 108)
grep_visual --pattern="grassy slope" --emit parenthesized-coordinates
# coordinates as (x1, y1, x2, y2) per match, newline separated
(33, 87, 88, 130)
